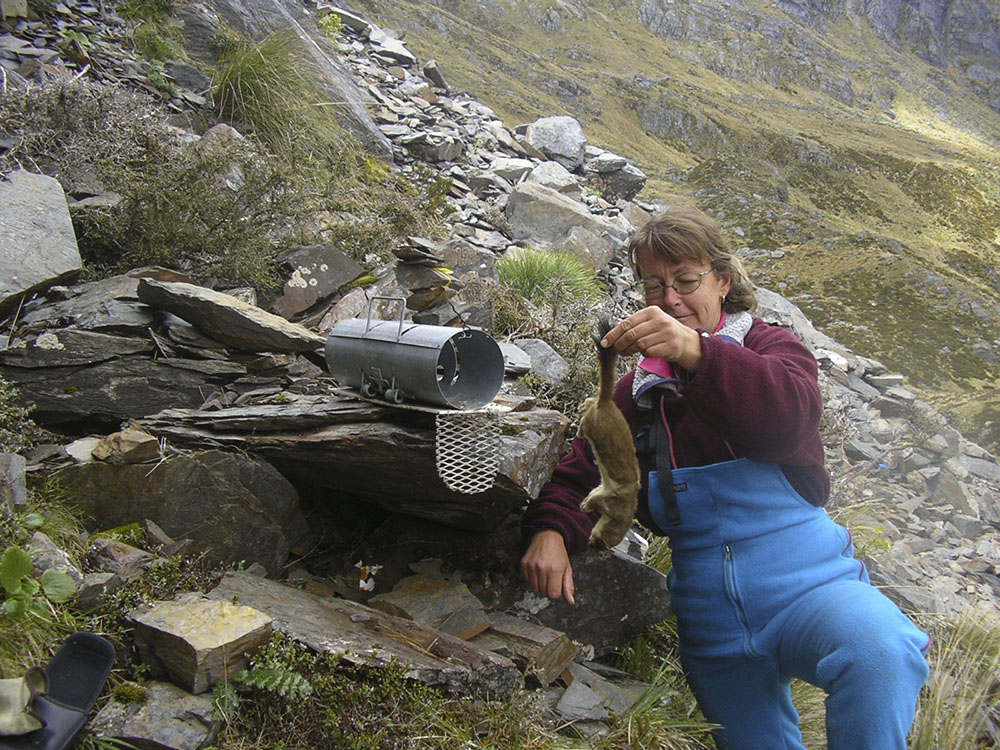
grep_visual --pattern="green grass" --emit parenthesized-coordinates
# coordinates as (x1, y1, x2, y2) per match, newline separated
(498, 247, 604, 306)
(212, 30, 344, 154)
(910, 611, 1000, 749)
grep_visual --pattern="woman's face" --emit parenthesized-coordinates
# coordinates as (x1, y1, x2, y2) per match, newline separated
(636, 248, 731, 333)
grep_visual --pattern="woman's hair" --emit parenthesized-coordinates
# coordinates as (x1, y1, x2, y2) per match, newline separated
(627, 206, 757, 314)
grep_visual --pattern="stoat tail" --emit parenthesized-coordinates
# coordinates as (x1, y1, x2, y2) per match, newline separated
(595, 314, 617, 404)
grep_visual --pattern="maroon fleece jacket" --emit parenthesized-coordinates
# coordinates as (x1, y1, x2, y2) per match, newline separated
(522, 317, 830, 555)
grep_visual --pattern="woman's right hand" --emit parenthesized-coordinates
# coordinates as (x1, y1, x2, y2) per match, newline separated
(520, 529, 576, 606)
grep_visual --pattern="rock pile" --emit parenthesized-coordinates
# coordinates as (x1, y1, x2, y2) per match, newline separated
(1, 1, 999, 747)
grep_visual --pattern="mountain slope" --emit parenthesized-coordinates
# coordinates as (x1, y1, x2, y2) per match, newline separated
(353, 0, 1000, 452)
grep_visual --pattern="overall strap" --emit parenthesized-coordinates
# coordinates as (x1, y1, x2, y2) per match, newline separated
(635, 394, 682, 526)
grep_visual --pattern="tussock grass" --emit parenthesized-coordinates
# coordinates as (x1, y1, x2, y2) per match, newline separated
(498, 247, 604, 306)
(213, 30, 343, 156)
(911, 611, 1000, 749)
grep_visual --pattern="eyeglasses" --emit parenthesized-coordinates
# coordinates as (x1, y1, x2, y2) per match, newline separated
(636, 270, 712, 298)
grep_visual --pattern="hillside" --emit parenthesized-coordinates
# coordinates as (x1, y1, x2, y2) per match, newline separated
(352, 0, 1000, 454)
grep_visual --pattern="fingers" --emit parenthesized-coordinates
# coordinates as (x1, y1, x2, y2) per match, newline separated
(520, 529, 576, 605)
(562, 565, 576, 606)
(602, 307, 683, 358)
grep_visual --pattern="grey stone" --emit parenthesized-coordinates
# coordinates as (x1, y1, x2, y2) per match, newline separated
(966, 457, 1000, 483)
(136, 279, 325, 352)
(57, 450, 307, 577)
(491, 156, 534, 182)
(27, 531, 84, 587)
(524, 115, 587, 170)
(75, 572, 122, 612)
(499, 342, 531, 375)
(527, 160, 583, 199)
(270, 244, 365, 321)
(504, 182, 627, 270)
(0, 170, 81, 314)
(0, 452, 27, 511)
(90, 681, 218, 750)
(503, 545, 672, 657)
(514, 337, 570, 385)
(555, 679, 608, 721)
(0, 354, 247, 427)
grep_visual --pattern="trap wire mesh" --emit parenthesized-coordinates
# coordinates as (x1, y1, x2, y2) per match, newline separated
(435, 409, 500, 494)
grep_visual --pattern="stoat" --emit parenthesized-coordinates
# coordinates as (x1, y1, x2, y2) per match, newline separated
(577, 315, 641, 548)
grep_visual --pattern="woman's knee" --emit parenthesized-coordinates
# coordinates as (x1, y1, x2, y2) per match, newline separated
(819, 618, 930, 698)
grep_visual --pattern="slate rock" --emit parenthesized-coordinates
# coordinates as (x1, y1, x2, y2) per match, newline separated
(90, 680, 218, 750)
(501, 546, 673, 657)
(207, 571, 521, 698)
(270, 244, 365, 321)
(524, 115, 587, 170)
(0, 354, 246, 427)
(57, 450, 306, 576)
(136, 278, 326, 352)
(513, 337, 570, 385)
(0, 452, 27, 511)
(504, 182, 627, 270)
(0, 169, 82, 314)
(131, 592, 273, 693)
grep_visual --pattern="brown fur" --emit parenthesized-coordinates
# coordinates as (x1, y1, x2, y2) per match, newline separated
(577, 315, 641, 548)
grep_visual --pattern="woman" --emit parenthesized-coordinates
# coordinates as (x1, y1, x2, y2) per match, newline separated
(520, 206, 929, 750)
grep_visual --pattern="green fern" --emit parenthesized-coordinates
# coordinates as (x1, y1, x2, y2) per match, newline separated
(234, 667, 313, 699)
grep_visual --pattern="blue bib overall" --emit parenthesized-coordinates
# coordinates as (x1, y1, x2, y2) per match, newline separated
(649, 458, 929, 750)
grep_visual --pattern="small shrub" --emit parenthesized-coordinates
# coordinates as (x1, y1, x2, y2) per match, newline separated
(79, 126, 313, 288)
(317, 12, 343, 39)
(0, 376, 41, 454)
(0, 79, 160, 192)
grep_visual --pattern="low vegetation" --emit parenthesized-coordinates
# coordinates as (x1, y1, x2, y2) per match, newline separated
(0, 30, 446, 289)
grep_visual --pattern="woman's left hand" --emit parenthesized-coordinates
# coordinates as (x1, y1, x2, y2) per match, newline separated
(601, 306, 704, 371)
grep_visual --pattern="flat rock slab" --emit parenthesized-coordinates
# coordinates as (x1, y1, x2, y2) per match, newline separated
(57, 450, 305, 577)
(206, 571, 521, 698)
(143, 397, 569, 531)
(136, 278, 325, 352)
(0, 355, 247, 426)
(0, 170, 81, 314)
(90, 680, 217, 750)
(501, 546, 673, 657)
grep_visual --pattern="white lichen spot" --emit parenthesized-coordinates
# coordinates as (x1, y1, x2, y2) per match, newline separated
(287, 269, 309, 289)
(299, 265, 312, 275)
(35, 332, 65, 350)
(309, 278, 318, 286)
(319, 263, 329, 272)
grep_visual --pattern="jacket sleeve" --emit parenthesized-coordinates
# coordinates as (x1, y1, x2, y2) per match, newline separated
(682, 320, 823, 463)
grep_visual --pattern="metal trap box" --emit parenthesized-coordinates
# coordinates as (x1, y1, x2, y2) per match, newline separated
(325, 298, 506, 494)
(325, 297, 504, 410)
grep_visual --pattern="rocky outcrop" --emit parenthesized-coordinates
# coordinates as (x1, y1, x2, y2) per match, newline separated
(2, 2, 999, 747)
(636, 0, 1000, 111)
